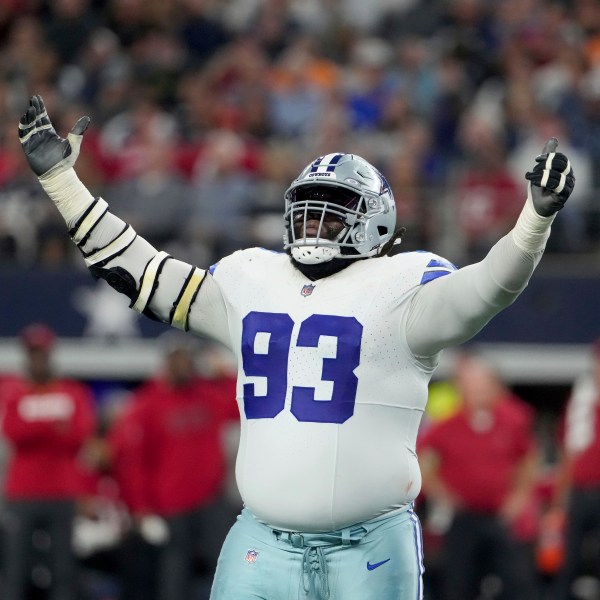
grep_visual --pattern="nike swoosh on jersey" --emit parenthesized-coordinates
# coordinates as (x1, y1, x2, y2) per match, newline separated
(366, 558, 391, 571)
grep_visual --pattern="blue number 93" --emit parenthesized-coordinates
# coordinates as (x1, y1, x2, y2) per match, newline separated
(241, 311, 363, 424)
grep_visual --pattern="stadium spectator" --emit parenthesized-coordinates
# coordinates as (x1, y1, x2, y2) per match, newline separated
(551, 339, 600, 600)
(0, 323, 97, 600)
(104, 333, 239, 600)
(418, 352, 541, 600)
(44, 0, 101, 66)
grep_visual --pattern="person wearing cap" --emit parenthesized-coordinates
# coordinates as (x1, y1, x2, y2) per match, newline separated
(0, 323, 97, 600)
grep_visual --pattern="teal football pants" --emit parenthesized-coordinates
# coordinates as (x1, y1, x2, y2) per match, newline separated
(210, 505, 424, 600)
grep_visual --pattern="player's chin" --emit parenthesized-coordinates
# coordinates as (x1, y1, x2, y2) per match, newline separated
(288, 253, 347, 280)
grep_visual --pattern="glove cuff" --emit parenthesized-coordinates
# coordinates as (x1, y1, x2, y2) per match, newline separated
(511, 184, 555, 253)
(39, 167, 95, 228)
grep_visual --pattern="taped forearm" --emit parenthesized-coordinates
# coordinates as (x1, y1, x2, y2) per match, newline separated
(38, 162, 214, 335)
(38, 167, 95, 228)
(511, 186, 555, 253)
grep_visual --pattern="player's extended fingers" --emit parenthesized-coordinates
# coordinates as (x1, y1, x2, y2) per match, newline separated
(30, 95, 42, 114)
(18, 106, 37, 140)
(19, 105, 36, 126)
(69, 115, 90, 136)
(35, 95, 52, 127)
(541, 137, 558, 154)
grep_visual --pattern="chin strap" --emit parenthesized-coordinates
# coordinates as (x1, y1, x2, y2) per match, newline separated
(379, 226, 406, 257)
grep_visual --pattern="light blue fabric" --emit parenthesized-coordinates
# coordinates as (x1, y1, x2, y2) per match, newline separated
(210, 506, 424, 600)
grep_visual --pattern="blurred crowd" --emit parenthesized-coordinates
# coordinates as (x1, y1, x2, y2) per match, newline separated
(0, 324, 242, 600)
(0, 0, 600, 268)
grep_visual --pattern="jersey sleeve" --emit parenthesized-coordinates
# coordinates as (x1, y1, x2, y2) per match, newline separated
(406, 231, 542, 358)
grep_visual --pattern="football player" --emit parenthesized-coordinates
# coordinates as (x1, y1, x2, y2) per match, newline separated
(19, 95, 574, 600)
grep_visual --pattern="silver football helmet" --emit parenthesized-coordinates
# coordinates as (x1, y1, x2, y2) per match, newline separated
(283, 153, 398, 264)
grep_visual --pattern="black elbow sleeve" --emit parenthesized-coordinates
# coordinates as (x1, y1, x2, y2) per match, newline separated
(88, 265, 138, 302)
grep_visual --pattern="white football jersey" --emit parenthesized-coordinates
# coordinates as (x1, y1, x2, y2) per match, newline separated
(191, 248, 456, 532)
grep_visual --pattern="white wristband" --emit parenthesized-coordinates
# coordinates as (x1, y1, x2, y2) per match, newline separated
(38, 167, 95, 229)
(511, 184, 556, 254)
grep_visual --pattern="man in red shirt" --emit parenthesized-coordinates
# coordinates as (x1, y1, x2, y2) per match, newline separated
(107, 333, 239, 600)
(1, 323, 97, 600)
(551, 340, 600, 600)
(418, 352, 540, 600)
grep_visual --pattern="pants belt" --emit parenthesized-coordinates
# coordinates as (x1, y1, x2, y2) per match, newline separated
(272, 525, 367, 548)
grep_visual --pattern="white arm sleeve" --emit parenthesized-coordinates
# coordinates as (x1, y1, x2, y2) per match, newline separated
(37, 167, 229, 344)
(406, 194, 554, 358)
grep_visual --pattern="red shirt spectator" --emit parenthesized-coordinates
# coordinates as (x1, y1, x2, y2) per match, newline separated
(0, 323, 97, 600)
(550, 342, 600, 598)
(103, 334, 239, 600)
(106, 337, 238, 517)
(135, 375, 237, 516)
(2, 377, 96, 499)
(557, 376, 600, 488)
(419, 391, 535, 513)
(418, 352, 540, 600)
(1, 325, 96, 500)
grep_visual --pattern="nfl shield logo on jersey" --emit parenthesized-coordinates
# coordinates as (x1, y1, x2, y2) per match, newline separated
(301, 284, 315, 297)
(245, 549, 259, 563)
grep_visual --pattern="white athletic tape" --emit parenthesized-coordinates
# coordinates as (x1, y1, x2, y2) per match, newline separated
(38, 168, 95, 228)
(72, 199, 109, 245)
(540, 153, 554, 187)
(554, 159, 571, 194)
(84, 226, 137, 267)
(512, 183, 555, 253)
(171, 268, 205, 330)
(132, 251, 170, 313)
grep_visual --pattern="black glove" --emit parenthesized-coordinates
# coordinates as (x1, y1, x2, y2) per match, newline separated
(525, 137, 575, 217)
(19, 95, 90, 177)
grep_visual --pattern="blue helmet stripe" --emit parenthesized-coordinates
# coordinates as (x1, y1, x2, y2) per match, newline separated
(326, 153, 344, 172)
(310, 157, 324, 173)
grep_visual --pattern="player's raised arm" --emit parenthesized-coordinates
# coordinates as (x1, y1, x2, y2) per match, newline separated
(19, 96, 227, 341)
(406, 138, 575, 358)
